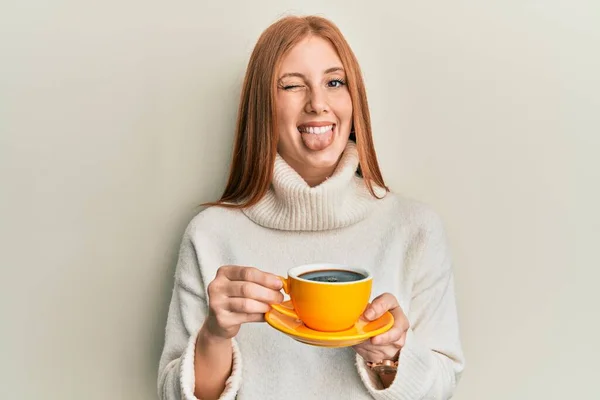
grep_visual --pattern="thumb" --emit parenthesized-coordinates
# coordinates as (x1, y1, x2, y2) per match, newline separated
(362, 293, 398, 321)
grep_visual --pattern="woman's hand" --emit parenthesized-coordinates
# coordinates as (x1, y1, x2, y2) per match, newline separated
(203, 265, 284, 340)
(353, 293, 410, 362)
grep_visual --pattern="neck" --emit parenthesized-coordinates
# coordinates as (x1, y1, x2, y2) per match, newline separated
(293, 163, 337, 188)
(280, 154, 339, 188)
(242, 141, 387, 231)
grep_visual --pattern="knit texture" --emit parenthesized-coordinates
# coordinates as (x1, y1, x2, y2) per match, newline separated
(158, 143, 465, 399)
(243, 141, 387, 231)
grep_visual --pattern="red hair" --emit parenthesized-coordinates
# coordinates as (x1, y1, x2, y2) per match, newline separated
(208, 15, 388, 208)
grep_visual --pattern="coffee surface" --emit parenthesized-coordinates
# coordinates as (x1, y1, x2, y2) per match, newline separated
(299, 269, 365, 283)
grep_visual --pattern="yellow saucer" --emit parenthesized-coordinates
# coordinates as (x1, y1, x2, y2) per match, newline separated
(265, 300, 394, 348)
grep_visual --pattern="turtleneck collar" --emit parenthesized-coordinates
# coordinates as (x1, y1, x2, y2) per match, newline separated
(242, 141, 387, 231)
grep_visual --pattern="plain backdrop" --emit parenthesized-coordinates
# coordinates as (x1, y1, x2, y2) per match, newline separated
(1, 1, 598, 399)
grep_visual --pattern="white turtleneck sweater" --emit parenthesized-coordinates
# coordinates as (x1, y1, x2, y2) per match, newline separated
(158, 142, 465, 400)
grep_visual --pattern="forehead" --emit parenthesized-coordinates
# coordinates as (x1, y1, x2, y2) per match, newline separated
(279, 36, 343, 75)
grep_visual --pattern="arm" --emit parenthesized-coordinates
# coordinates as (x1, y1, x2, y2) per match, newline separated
(356, 211, 465, 399)
(194, 327, 234, 399)
(157, 227, 243, 400)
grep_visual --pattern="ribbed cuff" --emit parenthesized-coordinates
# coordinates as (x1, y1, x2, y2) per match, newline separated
(180, 329, 243, 400)
(356, 329, 434, 400)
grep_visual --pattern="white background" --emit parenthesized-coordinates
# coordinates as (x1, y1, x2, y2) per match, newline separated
(1, 1, 598, 399)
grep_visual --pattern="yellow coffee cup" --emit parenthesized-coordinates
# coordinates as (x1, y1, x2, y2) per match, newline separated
(270, 263, 372, 332)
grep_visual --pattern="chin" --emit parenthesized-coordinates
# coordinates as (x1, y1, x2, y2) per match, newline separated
(305, 143, 347, 168)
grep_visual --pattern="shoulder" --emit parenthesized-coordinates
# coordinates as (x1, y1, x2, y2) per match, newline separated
(175, 206, 247, 278)
(381, 194, 452, 278)
(184, 205, 247, 239)
(383, 192, 447, 236)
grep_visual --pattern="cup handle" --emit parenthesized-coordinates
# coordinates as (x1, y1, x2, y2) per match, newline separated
(269, 276, 299, 320)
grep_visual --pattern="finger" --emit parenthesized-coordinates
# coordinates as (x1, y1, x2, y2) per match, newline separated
(389, 306, 410, 332)
(220, 266, 283, 290)
(397, 331, 408, 348)
(226, 281, 284, 304)
(353, 341, 378, 352)
(371, 305, 409, 345)
(363, 293, 399, 321)
(226, 310, 266, 325)
(352, 345, 390, 363)
(353, 347, 372, 361)
(207, 278, 227, 300)
(242, 313, 266, 323)
(228, 297, 272, 314)
(370, 325, 403, 346)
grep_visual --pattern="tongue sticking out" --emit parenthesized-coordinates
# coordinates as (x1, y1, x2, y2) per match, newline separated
(300, 126, 335, 151)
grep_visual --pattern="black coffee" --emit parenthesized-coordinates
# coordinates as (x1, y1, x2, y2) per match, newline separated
(299, 269, 366, 283)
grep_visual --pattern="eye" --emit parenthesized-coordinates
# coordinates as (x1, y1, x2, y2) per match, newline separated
(277, 79, 304, 91)
(327, 79, 346, 88)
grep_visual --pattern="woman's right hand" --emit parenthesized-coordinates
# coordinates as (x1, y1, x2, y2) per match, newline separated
(203, 265, 284, 340)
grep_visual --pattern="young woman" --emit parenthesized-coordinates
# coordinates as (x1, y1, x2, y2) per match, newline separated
(158, 15, 464, 400)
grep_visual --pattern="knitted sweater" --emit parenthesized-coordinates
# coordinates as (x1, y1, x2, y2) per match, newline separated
(158, 142, 465, 400)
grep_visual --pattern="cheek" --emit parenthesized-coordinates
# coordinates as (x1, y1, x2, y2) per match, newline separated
(343, 96, 353, 121)
(276, 97, 301, 131)
(332, 93, 353, 123)
(275, 104, 297, 151)
(276, 107, 292, 137)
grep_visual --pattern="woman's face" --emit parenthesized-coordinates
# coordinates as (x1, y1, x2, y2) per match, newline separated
(275, 36, 353, 182)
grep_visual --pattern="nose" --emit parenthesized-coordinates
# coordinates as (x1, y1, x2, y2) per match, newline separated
(304, 87, 329, 114)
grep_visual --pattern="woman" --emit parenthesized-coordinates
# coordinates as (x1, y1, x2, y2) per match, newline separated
(158, 15, 464, 400)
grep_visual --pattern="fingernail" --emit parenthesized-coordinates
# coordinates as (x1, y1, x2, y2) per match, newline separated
(365, 309, 375, 320)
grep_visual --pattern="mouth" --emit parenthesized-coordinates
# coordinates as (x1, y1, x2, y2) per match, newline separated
(296, 122, 336, 151)
(297, 123, 336, 135)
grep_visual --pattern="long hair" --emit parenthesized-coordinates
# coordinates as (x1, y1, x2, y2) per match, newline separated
(208, 15, 388, 208)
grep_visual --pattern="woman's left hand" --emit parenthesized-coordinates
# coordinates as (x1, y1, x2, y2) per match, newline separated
(352, 293, 410, 362)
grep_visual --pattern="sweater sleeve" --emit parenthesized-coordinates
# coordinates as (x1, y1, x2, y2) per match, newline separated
(356, 210, 465, 400)
(157, 226, 243, 400)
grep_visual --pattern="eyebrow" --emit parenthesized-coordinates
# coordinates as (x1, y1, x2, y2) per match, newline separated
(278, 67, 345, 80)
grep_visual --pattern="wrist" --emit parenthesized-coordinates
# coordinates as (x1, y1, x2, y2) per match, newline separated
(193, 324, 234, 399)
(197, 324, 231, 352)
(366, 349, 400, 370)
(366, 350, 400, 389)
